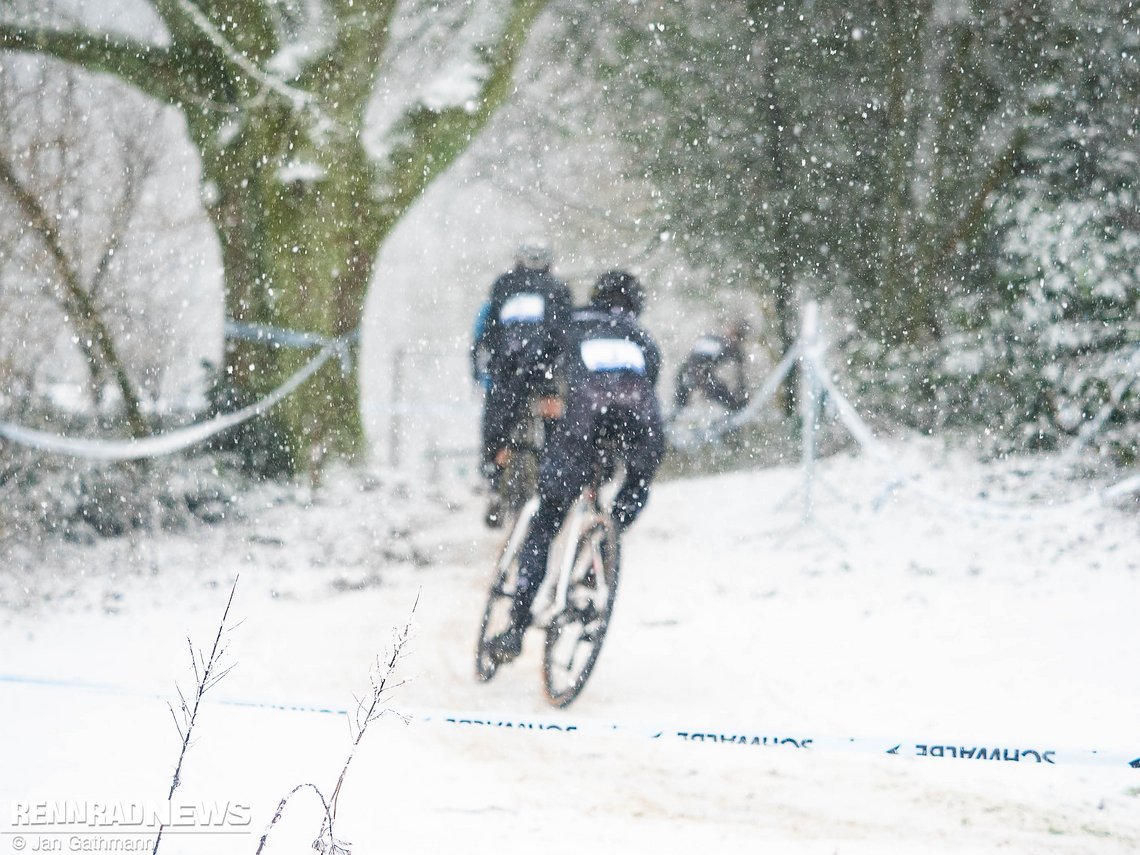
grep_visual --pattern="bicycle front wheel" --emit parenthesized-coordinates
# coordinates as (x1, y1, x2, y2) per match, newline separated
(542, 514, 619, 707)
(475, 499, 537, 681)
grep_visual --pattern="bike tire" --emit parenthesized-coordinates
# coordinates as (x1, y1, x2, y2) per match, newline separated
(475, 534, 525, 682)
(542, 513, 619, 707)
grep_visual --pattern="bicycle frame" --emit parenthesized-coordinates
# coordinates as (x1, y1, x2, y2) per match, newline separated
(550, 493, 596, 616)
(496, 487, 604, 627)
(498, 494, 539, 579)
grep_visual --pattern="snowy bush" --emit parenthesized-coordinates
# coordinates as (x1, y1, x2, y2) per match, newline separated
(0, 409, 242, 550)
(839, 199, 1139, 465)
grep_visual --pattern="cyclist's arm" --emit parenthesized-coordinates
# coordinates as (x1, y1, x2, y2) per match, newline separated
(640, 331, 663, 387)
(471, 301, 492, 380)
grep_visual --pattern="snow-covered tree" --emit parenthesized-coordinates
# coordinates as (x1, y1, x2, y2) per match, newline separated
(571, 1, 1051, 343)
(938, 1, 1139, 462)
(568, 0, 1136, 460)
(1, 0, 550, 476)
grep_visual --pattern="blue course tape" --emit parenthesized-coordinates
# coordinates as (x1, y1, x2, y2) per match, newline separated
(3, 673, 1136, 770)
(417, 708, 1138, 770)
(0, 672, 347, 718)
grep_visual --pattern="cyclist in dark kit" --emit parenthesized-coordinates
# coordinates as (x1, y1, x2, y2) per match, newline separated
(471, 242, 573, 527)
(671, 319, 752, 418)
(488, 270, 665, 664)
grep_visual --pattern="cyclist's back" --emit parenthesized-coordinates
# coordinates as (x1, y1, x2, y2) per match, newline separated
(475, 243, 572, 526)
(480, 254, 571, 383)
(555, 301, 663, 524)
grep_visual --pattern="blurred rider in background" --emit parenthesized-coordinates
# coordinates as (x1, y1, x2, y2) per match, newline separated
(671, 319, 752, 419)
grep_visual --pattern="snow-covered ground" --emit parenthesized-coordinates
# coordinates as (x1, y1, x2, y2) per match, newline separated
(1, 437, 1137, 853)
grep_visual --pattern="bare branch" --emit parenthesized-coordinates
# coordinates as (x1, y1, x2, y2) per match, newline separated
(153, 576, 239, 855)
(150, 0, 277, 58)
(922, 128, 1028, 276)
(254, 783, 338, 855)
(0, 147, 151, 437)
(0, 23, 184, 106)
(186, 636, 199, 687)
(88, 121, 160, 301)
(171, 0, 320, 117)
(324, 597, 417, 831)
(165, 702, 185, 743)
(256, 597, 419, 855)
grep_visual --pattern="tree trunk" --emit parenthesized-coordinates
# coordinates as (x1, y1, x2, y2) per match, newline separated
(191, 105, 385, 478)
(759, 48, 798, 416)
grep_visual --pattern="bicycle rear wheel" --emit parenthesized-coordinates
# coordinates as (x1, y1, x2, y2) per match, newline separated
(542, 513, 619, 707)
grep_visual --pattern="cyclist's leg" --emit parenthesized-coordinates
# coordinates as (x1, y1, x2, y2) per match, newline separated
(485, 492, 566, 663)
(512, 434, 591, 621)
(611, 411, 666, 532)
(705, 372, 745, 412)
(481, 371, 516, 481)
(495, 415, 592, 643)
(482, 369, 532, 525)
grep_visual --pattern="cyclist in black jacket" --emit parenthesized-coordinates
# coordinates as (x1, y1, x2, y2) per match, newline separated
(489, 270, 665, 664)
(472, 243, 573, 526)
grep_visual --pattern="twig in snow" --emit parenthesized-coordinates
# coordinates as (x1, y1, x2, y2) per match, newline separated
(152, 576, 239, 854)
(255, 594, 418, 855)
(173, 0, 334, 134)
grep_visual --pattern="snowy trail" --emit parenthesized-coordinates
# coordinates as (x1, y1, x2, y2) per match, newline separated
(2, 443, 1138, 853)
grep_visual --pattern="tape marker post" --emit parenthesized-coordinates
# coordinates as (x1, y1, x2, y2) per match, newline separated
(3, 674, 1135, 771)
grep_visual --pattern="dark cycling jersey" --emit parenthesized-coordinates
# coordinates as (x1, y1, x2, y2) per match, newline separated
(561, 305, 661, 386)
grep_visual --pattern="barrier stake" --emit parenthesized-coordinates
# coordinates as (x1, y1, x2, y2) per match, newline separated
(799, 301, 821, 522)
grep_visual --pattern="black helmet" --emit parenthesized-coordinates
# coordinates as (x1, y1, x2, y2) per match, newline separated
(590, 270, 644, 316)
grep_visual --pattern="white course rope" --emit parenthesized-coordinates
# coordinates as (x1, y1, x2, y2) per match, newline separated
(0, 342, 345, 461)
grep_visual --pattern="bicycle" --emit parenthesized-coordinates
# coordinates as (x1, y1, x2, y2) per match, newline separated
(475, 444, 621, 707)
